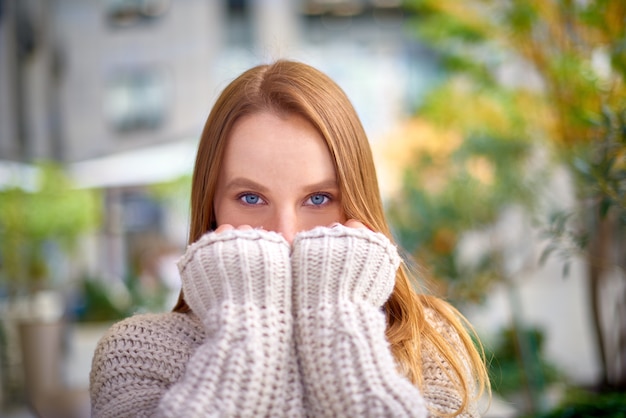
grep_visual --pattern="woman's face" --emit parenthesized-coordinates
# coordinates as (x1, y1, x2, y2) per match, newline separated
(213, 111, 346, 244)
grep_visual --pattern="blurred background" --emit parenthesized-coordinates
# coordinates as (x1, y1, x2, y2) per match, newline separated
(0, 0, 624, 417)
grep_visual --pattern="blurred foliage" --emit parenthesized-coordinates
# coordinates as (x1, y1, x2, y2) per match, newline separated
(394, 0, 625, 288)
(401, 0, 626, 231)
(486, 326, 561, 397)
(388, 2, 559, 301)
(406, 0, 625, 143)
(75, 277, 128, 322)
(539, 106, 625, 277)
(74, 274, 168, 322)
(395, 0, 626, 400)
(532, 389, 626, 418)
(0, 163, 101, 295)
(387, 125, 541, 301)
(71, 175, 189, 322)
(148, 174, 192, 204)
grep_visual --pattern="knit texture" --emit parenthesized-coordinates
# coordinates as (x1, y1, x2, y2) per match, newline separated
(421, 308, 480, 417)
(90, 227, 480, 417)
(165, 228, 301, 417)
(90, 312, 205, 418)
(292, 225, 427, 417)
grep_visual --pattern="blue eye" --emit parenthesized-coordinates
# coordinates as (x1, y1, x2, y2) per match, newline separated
(240, 194, 264, 205)
(307, 194, 329, 206)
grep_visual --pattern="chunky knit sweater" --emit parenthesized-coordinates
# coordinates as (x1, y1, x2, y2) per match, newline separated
(90, 226, 478, 417)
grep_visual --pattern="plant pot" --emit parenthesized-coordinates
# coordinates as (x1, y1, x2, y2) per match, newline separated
(18, 320, 90, 418)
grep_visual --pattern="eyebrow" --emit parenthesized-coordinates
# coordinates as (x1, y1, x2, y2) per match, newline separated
(224, 178, 269, 193)
(304, 179, 340, 193)
(224, 177, 339, 193)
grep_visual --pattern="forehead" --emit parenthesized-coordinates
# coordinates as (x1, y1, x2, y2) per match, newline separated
(221, 111, 335, 175)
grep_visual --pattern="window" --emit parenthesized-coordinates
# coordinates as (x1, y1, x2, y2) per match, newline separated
(106, 0, 170, 27)
(104, 67, 169, 133)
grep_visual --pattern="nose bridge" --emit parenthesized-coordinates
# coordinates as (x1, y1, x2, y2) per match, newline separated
(272, 204, 299, 244)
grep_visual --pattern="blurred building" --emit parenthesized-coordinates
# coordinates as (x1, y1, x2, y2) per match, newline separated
(1, 0, 221, 162)
(1, 0, 417, 165)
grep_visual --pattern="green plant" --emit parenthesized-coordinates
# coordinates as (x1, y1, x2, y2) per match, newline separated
(533, 389, 626, 418)
(74, 273, 169, 322)
(387, 130, 540, 302)
(0, 163, 101, 296)
(486, 326, 561, 397)
(399, 0, 626, 392)
(74, 277, 129, 322)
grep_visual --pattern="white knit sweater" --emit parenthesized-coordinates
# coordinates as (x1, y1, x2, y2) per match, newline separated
(90, 226, 478, 417)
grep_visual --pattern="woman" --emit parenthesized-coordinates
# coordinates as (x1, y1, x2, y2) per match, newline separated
(90, 60, 490, 417)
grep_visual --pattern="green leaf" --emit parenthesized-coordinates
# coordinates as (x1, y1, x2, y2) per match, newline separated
(599, 196, 613, 218)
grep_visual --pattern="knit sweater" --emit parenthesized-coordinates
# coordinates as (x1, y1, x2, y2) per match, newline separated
(90, 226, 478, 417)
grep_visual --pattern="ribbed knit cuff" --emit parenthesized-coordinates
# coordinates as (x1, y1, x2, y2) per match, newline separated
(177, 229, 291, 325)
(291, 225, 400, 309)
(162, 229, 302, 416)
(291, 225, 426, 417)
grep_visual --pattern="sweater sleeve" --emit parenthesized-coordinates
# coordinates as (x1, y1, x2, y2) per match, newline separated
(90, 229, 302, 418)
(89, 312, 206, 418)
(155, 229, 302, 417)
(291, 225, 428, 417)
